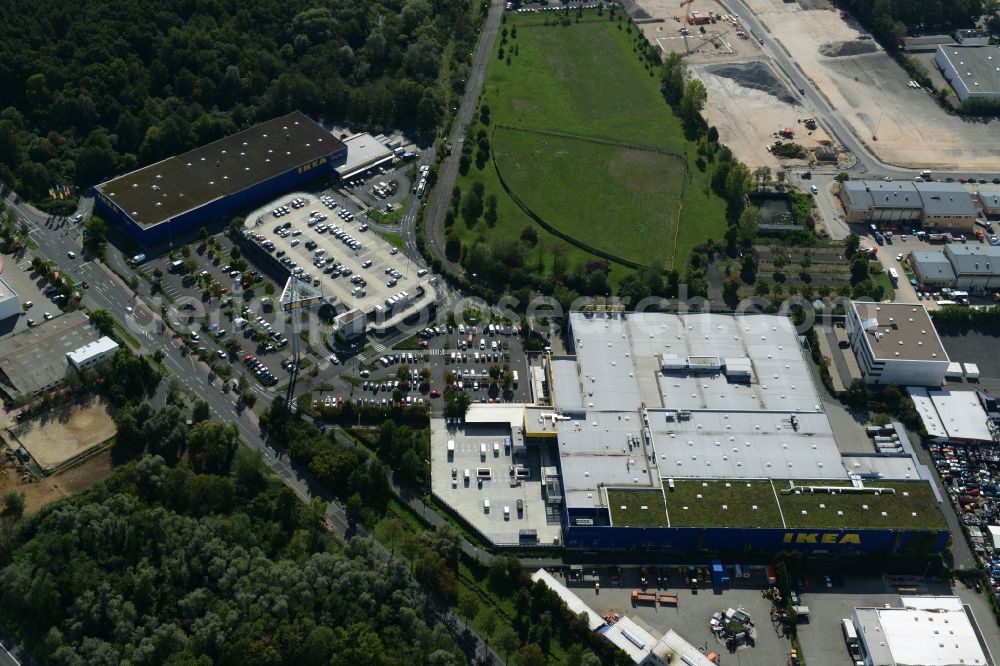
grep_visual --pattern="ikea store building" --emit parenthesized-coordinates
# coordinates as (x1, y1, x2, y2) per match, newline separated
(94, 111, 346, 247)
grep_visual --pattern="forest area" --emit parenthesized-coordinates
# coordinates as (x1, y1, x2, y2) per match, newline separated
(838, 0, 997, 49)
(0, 0, 480, 211)
(0, 357, 616, 665)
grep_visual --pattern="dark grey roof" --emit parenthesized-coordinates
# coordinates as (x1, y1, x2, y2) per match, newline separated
(841, 180, 976, 216)
(936, 45, 1000, 95)
(97, 112, 345, 227)
(944, 244, 1000, 275)
(911, 251, 957, 281)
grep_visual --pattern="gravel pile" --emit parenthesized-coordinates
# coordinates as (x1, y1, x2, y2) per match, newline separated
(818, 40, 878, 57)
(704, 62, 797, 105)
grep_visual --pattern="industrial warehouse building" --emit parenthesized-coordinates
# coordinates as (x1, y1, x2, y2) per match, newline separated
(94, 112, 347, 247)
(909, 244, 1000, 289)
(333, 133, 395, 181)
(979, 189, 1000, 216)
(431, 310, 949, 555)
(852, 595, 992, 666)
(846, 301, 949, 386)
(908, 388, 998, 445)
(0, 312, 104, 399)
(909, 251, 957, 286)
(0, 276, 20, 321)
(935, 44, 1000, 102)
(838, 180, 977, 233)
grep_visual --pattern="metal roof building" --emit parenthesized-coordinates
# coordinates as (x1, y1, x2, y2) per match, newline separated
(333, 133, 394, 180)
(907, 387, 997, 444)
(979, 188, 1000, 214)
(94, 112, 347, 247)
(852, 595, 992, 666)
(0, 312, 100, 398)
(943, 243, 1000, 288)
(935, 44, 1000, 101)
(909, 251, 957, 285)
(838, 180, 977, 232)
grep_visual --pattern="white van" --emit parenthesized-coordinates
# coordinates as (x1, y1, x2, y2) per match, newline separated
(483, 499, 490, 513)
(503, 506, 510, 520)
(464, 469, 470, 484)
(493, 442, 500, 457)
(480, 443, 486, 459)
(480, 338, 486, 350)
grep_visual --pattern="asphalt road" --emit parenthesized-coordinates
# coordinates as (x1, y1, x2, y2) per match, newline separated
(422, 0, 505, 274)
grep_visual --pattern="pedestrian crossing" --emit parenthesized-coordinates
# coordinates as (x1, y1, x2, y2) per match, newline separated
(370, 341, 387, 353)
(355, 354, 367, 363)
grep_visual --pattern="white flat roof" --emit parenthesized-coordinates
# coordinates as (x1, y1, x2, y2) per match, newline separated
(464, 403, 530, 427)
(551, 357, 585, 410)
(530, 569, 605, 631)
(648, 409, 847, 480)
(857, 596, 989, 666)
(334, 133, 393, 177)
(557, 411, 660, 509)
(566, 312, 824, 414)
(66, 336, 119, 365)
(908, 387, 993, 442)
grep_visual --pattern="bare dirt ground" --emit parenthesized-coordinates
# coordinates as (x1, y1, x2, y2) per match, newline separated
(694, 62, 833, 169)
(0, 449, 113, 515)
(744, 0, 1000, 169)
(637, 0, 757, 62)
(7, 398, 116, 471)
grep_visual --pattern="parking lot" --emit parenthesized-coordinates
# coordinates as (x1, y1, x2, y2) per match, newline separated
(430, 419, 561, 546)
(243, 192, 437, 331)
(133, 239, 300, 389)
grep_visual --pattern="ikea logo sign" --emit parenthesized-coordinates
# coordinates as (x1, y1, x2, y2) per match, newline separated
(297, 156, 328, 174)
(783, 532, 861, 545)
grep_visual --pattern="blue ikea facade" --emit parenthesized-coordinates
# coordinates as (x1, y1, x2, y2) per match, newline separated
(563, 523, 951, 556)
(93, 111, 346, 248)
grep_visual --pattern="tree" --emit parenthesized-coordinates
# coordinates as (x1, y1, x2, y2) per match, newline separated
(2, 490, 24, 518)
(191, 400, 210, 424)
(678, 79, 708, 133)
(850, 255, 870, 284)
(461, 191, 483, 226)
(737, 205, 759, 247)
(88, 309, 115, 337)
(844, 233, 860, 258)
(494, 625, 521, 660)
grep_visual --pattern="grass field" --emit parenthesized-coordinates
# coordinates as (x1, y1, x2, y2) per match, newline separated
(607, 489, 667, 527)
(494, 128, 686, 264)
(451, 13, 726, 277)
(779, 479, 945, 530)
(666, 480, 784, 528)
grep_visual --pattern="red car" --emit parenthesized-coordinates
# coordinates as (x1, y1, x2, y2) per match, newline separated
(429, 390, 441, 398)
(243, 355, 254, 363)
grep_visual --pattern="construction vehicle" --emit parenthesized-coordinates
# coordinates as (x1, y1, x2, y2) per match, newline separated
(803, 118, 817, 130)
(779, 128, 795, 138)
(631, 590, 657, 604)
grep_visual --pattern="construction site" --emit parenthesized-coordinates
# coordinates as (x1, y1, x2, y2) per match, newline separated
(636, 0, 749, 61)
(633, 0, 841, 169)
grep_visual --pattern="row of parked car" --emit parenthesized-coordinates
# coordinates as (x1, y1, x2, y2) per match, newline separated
(242, 354, 278, 386)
